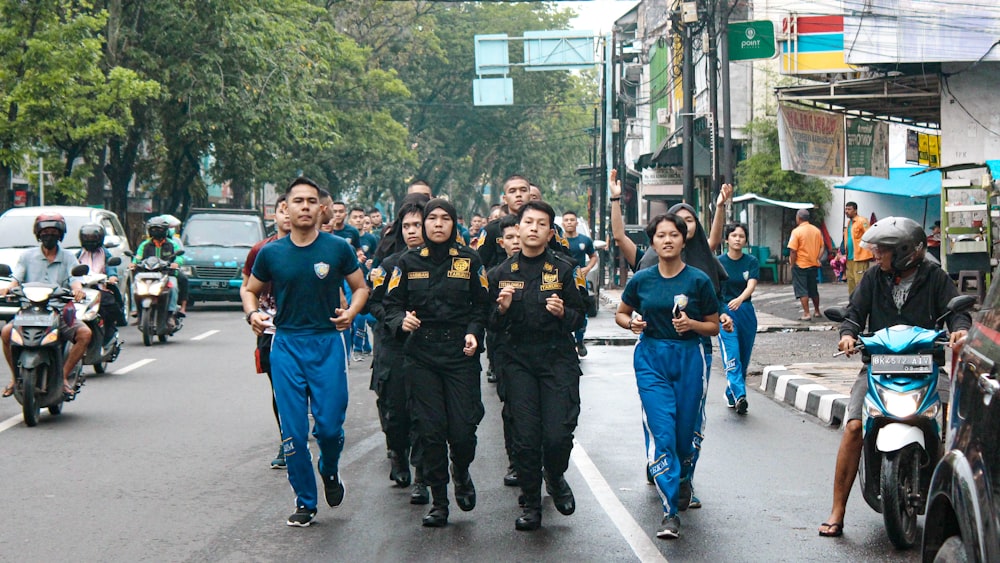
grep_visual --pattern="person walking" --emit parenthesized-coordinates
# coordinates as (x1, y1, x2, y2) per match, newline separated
(489, 201, 587, 531)
(242, 177, 370, 527)
(717, 223, 759, 415)
(788, 209, 825, 321)
(615, 213, 720, 539)
(383, 198, 491, 528)
(562, 210, 596, 358)
(842, 202, 873, 295)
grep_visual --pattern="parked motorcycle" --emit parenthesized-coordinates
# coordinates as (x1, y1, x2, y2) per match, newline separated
(75, 258, 124, 373)
(0, 263, 88, 427)
(825, 294, 976, 549)
(126, 250, 184, 346)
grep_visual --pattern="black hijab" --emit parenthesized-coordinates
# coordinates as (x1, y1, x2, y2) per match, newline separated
(638, 202, 727, 292)
(423, 198, 458, 263)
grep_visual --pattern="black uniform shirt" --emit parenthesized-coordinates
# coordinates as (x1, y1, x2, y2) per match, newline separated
(488, 248, 586, 339)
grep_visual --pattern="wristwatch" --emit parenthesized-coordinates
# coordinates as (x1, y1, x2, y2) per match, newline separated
(245, 310, 257, 325)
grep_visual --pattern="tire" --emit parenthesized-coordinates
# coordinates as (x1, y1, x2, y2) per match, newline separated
(49, 402, 62, 415)
(20, 367, 39, 427)
(881, 445, 920, 549)
(93, 361, 106, 374)
(141, 309, 153, 347)
(158, 334, 167, 343)
(933, 536, 970, 563)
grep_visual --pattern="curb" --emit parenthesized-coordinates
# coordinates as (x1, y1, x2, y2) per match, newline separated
(759, 365, 850, 427)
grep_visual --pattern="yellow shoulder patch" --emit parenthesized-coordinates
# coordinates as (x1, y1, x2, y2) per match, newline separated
(369, 266, 386, 289)
(574, 267, 586, 290)
(387, 266, 401, 293)
(510, 262, 519, 272)
(478, 265, 489, 290)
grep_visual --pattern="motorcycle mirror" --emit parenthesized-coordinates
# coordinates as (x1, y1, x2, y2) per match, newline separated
(0, 264, 11, 277)
(71, 264, 90, 277)
(823, 307, 848, 323)
(946, 294, 977, 314)
(174, 249, 185, 257)
(103, 235, 121, 249)
(123, 249, 135, 257)
(107, 256, 122, 267)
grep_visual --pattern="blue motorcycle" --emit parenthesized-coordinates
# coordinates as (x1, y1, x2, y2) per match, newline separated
(826, 294, 975, 549)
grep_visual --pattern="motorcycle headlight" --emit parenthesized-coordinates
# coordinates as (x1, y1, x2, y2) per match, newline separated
(41, 330, 59, 346)
(920, 402, 940, 419)
(10, 329, 23, 345)
(876, 387, 925, 418)
(23, 286, 53, 303)
(149, 281, 164, 294)
(134, 280, 149, 296)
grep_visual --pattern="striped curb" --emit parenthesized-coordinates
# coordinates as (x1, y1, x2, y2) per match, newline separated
(760, 365, 850, 427)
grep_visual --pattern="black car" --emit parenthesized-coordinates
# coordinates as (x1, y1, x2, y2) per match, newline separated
(922, 269, 1000, 562)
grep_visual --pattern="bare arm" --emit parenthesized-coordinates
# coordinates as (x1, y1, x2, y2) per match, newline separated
(707, 184, 733, 251)
(609, 170, 638, 267)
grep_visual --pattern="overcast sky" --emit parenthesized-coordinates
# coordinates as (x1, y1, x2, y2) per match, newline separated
(563, 0, 639, 34)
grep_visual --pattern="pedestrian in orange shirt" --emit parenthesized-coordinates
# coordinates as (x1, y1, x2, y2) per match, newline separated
(842, 202, 873, 294)
(788, 209, 824, 320)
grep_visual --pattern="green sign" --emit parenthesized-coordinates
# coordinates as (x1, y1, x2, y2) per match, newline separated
(728, 21, 776, 61)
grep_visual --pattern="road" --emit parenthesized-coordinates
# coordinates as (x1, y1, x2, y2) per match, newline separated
(0, 305, 920, 562)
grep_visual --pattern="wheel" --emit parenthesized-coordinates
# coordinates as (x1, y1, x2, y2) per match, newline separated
(141, 309, 153, 347)
(933, 536, 970, 563)
(93, 361, 106, 374)
(20, 367, 39, 427)
(881, 445, 920, 549)
(48, 402, 62, 415)
(158, 334, 167, 343)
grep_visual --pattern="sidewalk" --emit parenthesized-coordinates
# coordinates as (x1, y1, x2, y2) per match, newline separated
(758, 362, 860, 427)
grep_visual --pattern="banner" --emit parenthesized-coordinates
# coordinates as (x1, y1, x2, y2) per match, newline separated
(778, 104, 845, 176)
(846, 119, 889, 178)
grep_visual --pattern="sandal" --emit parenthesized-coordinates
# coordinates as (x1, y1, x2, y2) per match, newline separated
(62, 383, 76, 400)
(2, 384, 13, 398)
(818, 522, 843, 537)
(798, 316, 813, 322)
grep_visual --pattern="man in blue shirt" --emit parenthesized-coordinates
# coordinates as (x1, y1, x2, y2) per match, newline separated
(563, 211, 597, 357)
(243, 177, 370, 528)
(327, 201, 361, 251)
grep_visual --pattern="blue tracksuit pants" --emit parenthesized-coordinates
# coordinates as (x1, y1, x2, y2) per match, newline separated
(271, 330, 349, 510)
(634, 337, 708, 517)
(719, 302, 757, 405)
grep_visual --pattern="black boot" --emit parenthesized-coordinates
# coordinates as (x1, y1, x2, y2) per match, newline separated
(452, 466, 476, 512)
(388, 449, 411, 487)
(422, 486, 449, 527)
(410, 466, 429, 505)
(503, 465, 520, 487)
(515, 491, 542, 531)
(545, 472, 576, 516)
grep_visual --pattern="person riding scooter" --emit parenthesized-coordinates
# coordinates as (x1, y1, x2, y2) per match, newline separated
(77, 223, 126, 332)
(0, 213, 90, 399)
(131, 217, 183, 326)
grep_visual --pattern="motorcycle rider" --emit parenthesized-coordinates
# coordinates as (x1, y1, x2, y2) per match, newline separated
(77, 223, 126, 332)
(159, 214, 189, 316)
(0, 213, 90, 399)
(818, 216, 971, 538)
(131, 217, 182, 326)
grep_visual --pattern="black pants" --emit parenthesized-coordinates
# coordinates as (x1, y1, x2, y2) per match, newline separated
(372, 336, 413, 457)
(504, 339, 581, 497)
(488, 331, 515, 462)
(405, 331, 484, 489)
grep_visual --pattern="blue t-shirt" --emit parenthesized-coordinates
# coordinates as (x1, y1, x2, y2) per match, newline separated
(567, 234, 595, 269)
(719, 253, 760, 303)
(252, 233, 359, 331)
(358, 233, 378, 259)
(333, 225, 361, 250)
(621, 264, 718, 341)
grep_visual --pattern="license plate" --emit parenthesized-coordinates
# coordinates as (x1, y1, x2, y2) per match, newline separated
(871, 354, 933, 375)
(201, 280, 227, 289)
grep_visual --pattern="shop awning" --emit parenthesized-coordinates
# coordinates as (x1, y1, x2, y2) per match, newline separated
(835, 167, 940, 198)
(732, 193, 815, 209)
(776, 73, 941, 128)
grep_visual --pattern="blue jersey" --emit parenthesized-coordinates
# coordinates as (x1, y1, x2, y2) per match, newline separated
(621, 264, 718, 341)
(333, 225, 361, 250)
(719, 253, 759, 303)
(358, 233, 378, 259)
(252, 233, 359, 331)
(567, 234, 595, 269)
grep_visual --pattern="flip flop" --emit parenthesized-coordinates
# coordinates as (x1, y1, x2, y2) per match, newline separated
(818, 522, 843, 537)
(62, 383, 76, 400)
(813, 312, 822, 318)
(798, 316, 813, 322)
(2, 384, 13, 398)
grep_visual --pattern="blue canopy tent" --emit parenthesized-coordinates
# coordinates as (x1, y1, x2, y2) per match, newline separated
(834, 166, 941, 225)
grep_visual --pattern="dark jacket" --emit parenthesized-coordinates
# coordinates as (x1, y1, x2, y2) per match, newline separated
(840, 259, 972, 338)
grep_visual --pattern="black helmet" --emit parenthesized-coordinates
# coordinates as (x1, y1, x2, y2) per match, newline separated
(79, 223, 106, 251)
(861, 216, 926, 272)
(33, 213, 67, 240)
(147, 216, 170, 239)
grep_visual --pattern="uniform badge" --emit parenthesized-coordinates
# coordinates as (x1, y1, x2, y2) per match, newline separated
(314, 262, 330, 279)
(543, 262, 554, 272)
(478, 265, 489, 289)
(419, 248, 429, 257)
(387, 267, 401, 293)
(579, 243, 586, 251)
(475, 231, 486, 248)
(408, 271, 429, 279)
(449, 247, 459, 256)
(455, 231, 464, 244)
(674, 294, 689, 311)
(556, 233, 569, 249)
(498, 280, 524, 289)
(743, 271, 749, 281)
(543, 271, 558, 284)
(540, 269, 562, 291)
(574, 267, 586, 289)
(510, 262, 519, 272)
(369, 266, 386, 289)
(448, 257, 472, 279)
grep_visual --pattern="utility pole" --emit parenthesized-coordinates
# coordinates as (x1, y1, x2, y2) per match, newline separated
(720, 0, 734, 187)
(707, 0, 721, 194)
(682, 16, 695, 204)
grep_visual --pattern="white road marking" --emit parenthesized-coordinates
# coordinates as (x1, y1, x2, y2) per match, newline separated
(0, 413, 23, 434)
(571, 440, 668, 563)
(190, 330, 220, 341)
(113, 358, 156, 375)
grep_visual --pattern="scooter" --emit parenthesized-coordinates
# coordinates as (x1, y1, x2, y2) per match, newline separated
(75, 259, 124, 373)
(825, 294, 976, 549)
(126, 251, 183, 346)
(0, 263, 89, 427)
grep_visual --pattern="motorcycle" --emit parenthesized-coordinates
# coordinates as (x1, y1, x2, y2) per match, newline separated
(825, 294, 976, 549)
(0, 263, 89, 427)
(126, 250, 184, 346)
(75, 259, 124, 373)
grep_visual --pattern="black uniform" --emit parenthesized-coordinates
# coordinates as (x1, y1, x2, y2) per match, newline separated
(383, 242, 490, 506)
(488, 248, 586, 514)
(477, 216, 573, 269)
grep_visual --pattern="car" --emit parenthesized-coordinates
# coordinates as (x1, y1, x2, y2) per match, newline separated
(179, 209, 265, 303)
(921, 267, 1000, 562)
(0, 205, 134, 317)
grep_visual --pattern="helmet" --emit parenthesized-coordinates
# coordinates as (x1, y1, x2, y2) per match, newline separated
(147, 216, 170, 239)
(158, 214, 181, 230)
(79, 223, 106, 250)
(861, 216, 927, 272)
(33, 213, 67, 240)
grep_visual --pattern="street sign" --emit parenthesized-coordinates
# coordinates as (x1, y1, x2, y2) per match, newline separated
(728, 21, 776, 61)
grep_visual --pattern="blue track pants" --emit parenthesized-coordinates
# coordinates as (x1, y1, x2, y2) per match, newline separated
(271, 330, 349, 510)
(719, 302, 757, 405)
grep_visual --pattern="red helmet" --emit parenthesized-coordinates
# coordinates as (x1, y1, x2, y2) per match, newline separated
(33, 213, 67, 240)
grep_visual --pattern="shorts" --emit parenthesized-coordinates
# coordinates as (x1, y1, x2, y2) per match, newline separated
(791, 266, 818, 299)
(58, 317, 84, 343)
(846, 366, 950, 422)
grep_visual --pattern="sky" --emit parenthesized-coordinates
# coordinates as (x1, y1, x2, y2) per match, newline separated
(562, 0, 639, 34)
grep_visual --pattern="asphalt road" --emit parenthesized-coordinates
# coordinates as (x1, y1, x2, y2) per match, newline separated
(0, 305, 922, 562)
